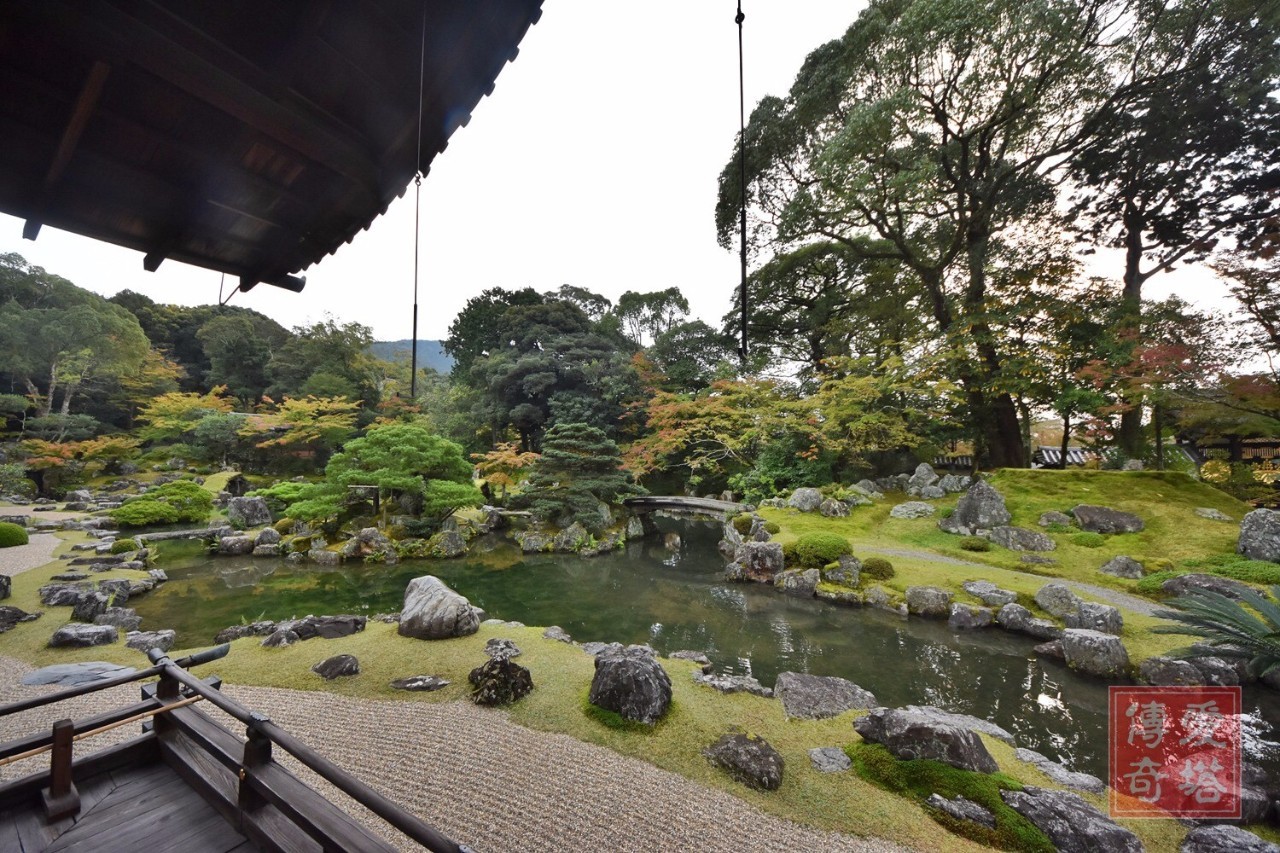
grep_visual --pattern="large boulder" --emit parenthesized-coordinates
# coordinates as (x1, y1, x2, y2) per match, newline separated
(703, 733, 784, 791)
(889, 501, 935, 520)
(217, 535, 255, 556)
(819, 498, 850, 518)
(588, 645, 672, 725)
(312, 654, 360, 680)
(983, 526, 1055, 552)
(996, 604, 1062, 640)
(937, 474, 971, 494)
(1061, 629, 1130, 679)
(1001, 787, 1141, 853)
(94, 607, 141, 632)
(1162, 573, 1253, 600)
(905, 463, 939, 494)
(1138, 656, 1205, 686)
(468, 657, 533, 706)
(962, 580, 1017, 607)
(1034, 583, 1082, 619)
(49, 623, 117, 648)
(853, 707, 998, 773)
(939, 480, 1011, 535)
(279, 614, 366, 640)
(787, 487, 823, 512)
(773, 672, 876, 720)
(1239, 509, 1280, 563)
(905, 586, 952, 618)
(1071, 504, 1144, 534)
(1181, 825, 1280, 853)
(71, 591, 109, 623)
(774, 568, 819, 594)
(821, 555, 861, 587)
(1099, 555, 1144, 579)
(226, 496, 272, 529)
(948, 604, 994, 630)
(125, 629, 175, 653)
(730, 541, 784, 583)
(397, 576, 481, 640)
(1065, 602, 1123, 636)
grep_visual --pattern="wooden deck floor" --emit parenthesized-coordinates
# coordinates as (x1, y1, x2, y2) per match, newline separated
(0, 760, 256, 853)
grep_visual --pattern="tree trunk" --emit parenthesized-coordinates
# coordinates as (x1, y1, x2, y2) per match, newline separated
(1016, 397, 1033, 468)
(1060, 410, 1073, 470)
(1117, 195, 1146, 458)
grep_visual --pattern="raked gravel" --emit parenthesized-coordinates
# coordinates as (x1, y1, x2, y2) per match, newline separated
(0, 655, 909, 853)
(0, 533, 61, 577)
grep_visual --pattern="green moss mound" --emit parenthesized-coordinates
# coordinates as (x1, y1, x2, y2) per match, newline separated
(1135, 570, 1185, 597)
(0, 522, 28, 548)
(109, 538, 138, 554)
(732, 513, 755, 535)
(846, 742, 1053, 852)
(790, 532, 851, 568)
(1184, 554, 1280, 586)
(959, 536, 992, 552)
(1070, 532, 1106, 548)
(862, 557, 895, 580)
(762, 521, 780, 535)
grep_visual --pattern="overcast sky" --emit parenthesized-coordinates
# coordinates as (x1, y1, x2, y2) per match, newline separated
(0, 0, 1229, 341)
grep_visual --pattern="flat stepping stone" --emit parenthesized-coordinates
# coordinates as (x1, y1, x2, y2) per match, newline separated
(391, 675, 451, 692)
(22, 661, 135, 686)
(808, 747, 851, 773)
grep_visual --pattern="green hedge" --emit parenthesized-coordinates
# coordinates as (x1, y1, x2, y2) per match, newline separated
(862, 557, 895, 580)
(789, 532, 851, 568)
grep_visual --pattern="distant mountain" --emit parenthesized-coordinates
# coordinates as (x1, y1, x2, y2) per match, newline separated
(369, 339, 453, 374)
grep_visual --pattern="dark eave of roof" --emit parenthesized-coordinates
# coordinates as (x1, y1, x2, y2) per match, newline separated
(0, 0, 542, 291)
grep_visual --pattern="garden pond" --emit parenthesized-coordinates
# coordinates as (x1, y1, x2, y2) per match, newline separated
(131, 520, 1280, 781)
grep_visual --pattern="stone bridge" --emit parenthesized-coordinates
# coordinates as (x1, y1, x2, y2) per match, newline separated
(622, 496, 748, 525)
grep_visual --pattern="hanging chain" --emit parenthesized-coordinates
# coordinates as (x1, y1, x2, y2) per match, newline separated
(736, 1, 749, 364)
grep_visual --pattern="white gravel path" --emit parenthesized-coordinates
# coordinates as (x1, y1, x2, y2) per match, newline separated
(0, 533, 61, 577)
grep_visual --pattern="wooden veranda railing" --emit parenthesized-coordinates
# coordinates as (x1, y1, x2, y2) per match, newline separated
(0, 645, 471, 853)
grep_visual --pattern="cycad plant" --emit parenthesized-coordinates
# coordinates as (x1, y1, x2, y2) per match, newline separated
(1153, 586, 1280, 680)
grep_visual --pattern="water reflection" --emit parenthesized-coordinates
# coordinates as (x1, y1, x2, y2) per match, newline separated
(131, 519, 1280, 780)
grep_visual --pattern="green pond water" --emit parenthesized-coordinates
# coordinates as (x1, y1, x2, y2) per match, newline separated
(132, 521, 1280, 781)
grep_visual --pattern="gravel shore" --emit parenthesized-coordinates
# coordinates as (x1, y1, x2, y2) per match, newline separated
(0, 533, 60, 577)
(0, 655, 909, 853)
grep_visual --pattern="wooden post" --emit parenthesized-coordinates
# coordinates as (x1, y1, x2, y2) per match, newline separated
(238, 723, 272, 811)
(41, 719, 80, 821)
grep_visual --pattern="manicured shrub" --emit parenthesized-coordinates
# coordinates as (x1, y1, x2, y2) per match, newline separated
(1070, 532, 1106, 548)
(110, 500, 180, 528)
(959, 536, 991, 552)
(0, 522, 28, 548)
(732, 513, 755, 535)
(147, 480, 213, 523)
(763, 521, 780, 535)
(109, 538, 138, 554)
(1045, 523, 1072, 534)
(273, 517, 296, 535)
(791, 532, 852, 568)
(862, 557, 895, 580)
(939, 507, 954, 519)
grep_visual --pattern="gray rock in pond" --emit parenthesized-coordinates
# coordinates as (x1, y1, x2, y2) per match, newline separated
(939, 480, 1010, 535)
(218, 535, 255, 556)
(94, 607, 140, 632)
(49, 623, 117, 648)
(898, 706, 1016, 744)
(589, 645, 672, 725)
(809, 747, 852, 774)
(397, 576, 480, 640)
(1099, 555, 1144, 579)
(1001, 786, 1141, 853)
(312, 654, 359, 680)
(252, 544, 280, 558)
(126, 629, 175, 653)
(1071, 504, 1144, 534)
(543, 625, 573, 644)
(905, 586, 953, 618)
(485, 638, 522, 660)
(433, 529, 468, 558)
(962, 580, 1017, 607)
(774, 672, 877, 720)
(984, 526, 1056, 552)
(889, 501, 935, 520)
(1033, 640, 1065, 660)
(1189, 655, 1241, 686)
(0, 606, 40, 633)
(948, 604, 994, 630)
(149, 569, 168, 584)
(1162, 573, 1253, 600)
(391, 675, 451, 692)
(71, 591, 109, 623)
(996, 604, 1062, 640)
(1239, 508, 1280, 563)
(1034, 583, 1082, 619)
(925, 793, 995, 828)
(227, 496, 272, 528)
(261, 629, 300, 648)
(787, 487, 823, 512)
(733, 541, 784, 583)
(774, 568, 819, 594)
(552, 522, 591, 553)
(819, 498, 850, 518)
(1065, 602, 1123, 636)
(1181, 825, 1280, 853)
(1194, 507, 1233, 522)
(853, 707, 998, 773)
(704, 733, 784, 791)
(905, 462, 940, 496)
(1038, 510, 1073, 528)
(1138, 656, 1205, 686)
(468, 657, 533, 706)
(821, 555, 862, 587)
(307, 548, 343, 566)
(1061, 629, 1130, 679)
(693, 671, 773, 698)
(254, 527, 281, 547)
(1013, 748, 1105, 794)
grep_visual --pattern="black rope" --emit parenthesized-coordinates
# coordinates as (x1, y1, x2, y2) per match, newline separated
(410, 5, 427, 400)
(736, 1, 748, 364)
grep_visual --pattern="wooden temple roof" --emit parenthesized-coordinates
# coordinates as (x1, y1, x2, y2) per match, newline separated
(0, 0, 543, 291)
